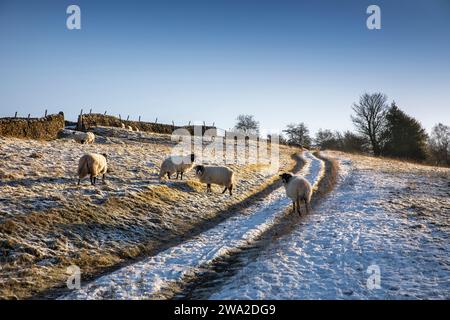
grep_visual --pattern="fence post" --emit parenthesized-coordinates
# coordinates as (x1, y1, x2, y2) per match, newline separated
(80, 109, 83, 116)
(104, 111, 107, 115)
(89, 109, 92, 114)
(139, 116, 141, 122)
(28, 114, 30, 119)
(14, 111, 18, 118)
(127, 115, 130, 121)
(44, 109, 47, 117)
(119, 114, 121, 120)
(155, 118, 158, 124)
(77, 114, 83, 131)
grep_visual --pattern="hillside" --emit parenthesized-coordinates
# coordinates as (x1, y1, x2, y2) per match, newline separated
(0, 127, 300, 299)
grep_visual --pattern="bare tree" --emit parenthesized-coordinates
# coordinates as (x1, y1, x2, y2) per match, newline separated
(351, 93, 388, 156)
(429, 123, 450, 165)
(234, 114, 259, 134)
(283, 123, 311, 147)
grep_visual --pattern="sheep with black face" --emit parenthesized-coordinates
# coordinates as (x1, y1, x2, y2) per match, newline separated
(195, 165, 235, 195)
(279, 172, 312, 215)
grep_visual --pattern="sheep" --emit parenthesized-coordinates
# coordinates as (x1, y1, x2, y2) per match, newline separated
(279, 172, 312, 216)
(194, 165, 235, 195)
(77, 153, 108, 185)
(127, 125, 133, 131)
(73, 131, 95, 144)
(159, 154, 195, 180)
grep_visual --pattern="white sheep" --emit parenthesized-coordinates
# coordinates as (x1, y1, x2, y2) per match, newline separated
(127, 125, 133, 131)
(279, 172, 312, 215)
(194, 165, 235, 195)
(159, 154, 195, 180)
(77, 153, 108, 185)
(73, 131, 95, 144)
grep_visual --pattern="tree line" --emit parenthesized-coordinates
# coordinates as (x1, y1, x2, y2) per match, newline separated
(234, 93, 449, 166)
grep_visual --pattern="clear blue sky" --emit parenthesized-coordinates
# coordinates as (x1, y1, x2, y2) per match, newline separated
(0, 0, 449, 135)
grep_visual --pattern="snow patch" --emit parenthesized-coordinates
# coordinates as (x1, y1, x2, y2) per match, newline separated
(208, 153, 450, 300)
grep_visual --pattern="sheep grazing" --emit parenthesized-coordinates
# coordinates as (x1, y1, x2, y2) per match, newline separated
(195, 165, 235, 195)
(77, 153, 108, 185)
(74, 131, 95, 145)
(159, 154, 195, 180)
(279, 172, 312, 216)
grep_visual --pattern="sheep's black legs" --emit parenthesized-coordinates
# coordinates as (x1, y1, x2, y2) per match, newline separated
(176, 172, 179, 179)
(90, 175, 93, 185)
(222, 187, 227, 194)
(102, 174, 106, 184)
(296, 199, 301, 216)
(77, 179, 80, 185)
(167, 172, 171, 179)
(305, 199, 309, 213)
(180, 172, 183, 180)
(292, 201, 296, 213)
(207, 184, 211, 193)
(229, 184, 233, 196)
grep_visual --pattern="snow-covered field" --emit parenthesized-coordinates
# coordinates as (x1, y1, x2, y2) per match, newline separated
(60, 149, 449, 300)
(204, 152, 450, 299)
(0, 128, 300, 299)
(61, 151, 324, 299)
(1, 128, 448, 300)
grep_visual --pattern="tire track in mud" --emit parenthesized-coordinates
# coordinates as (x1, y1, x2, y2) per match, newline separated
(60, 152, 327, 300)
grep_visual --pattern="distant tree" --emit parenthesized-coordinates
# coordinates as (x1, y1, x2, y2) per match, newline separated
(234, 114, 259, 135)
(381, 103, 428, 161)
(315, 129, 368, 153)
(315, 129, 338, 149)
(351, 93, 388, 156)
(283, 123, 311, 147)
(428, 123, 450, 166)
(340, 131, 368, 153)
